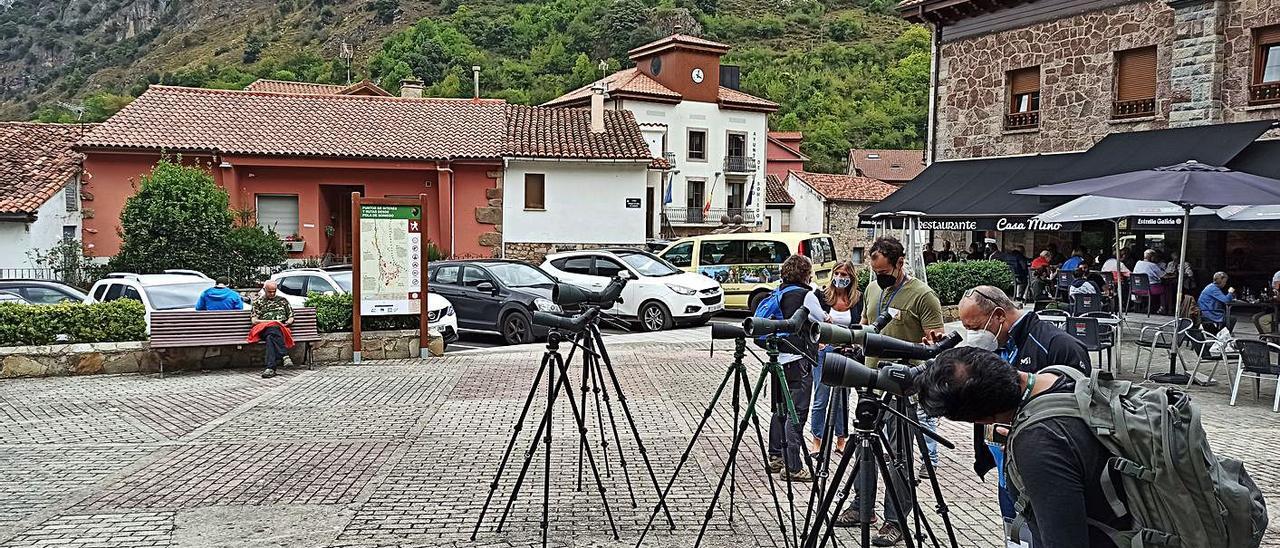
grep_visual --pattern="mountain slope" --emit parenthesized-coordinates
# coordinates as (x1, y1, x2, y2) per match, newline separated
(0, 0, 928, 172)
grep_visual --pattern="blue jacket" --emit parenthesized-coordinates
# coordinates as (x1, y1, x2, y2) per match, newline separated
(196, 286, 245, 311)
(1197, 283, 1232, 323)
(1060, 256, 1085, 273)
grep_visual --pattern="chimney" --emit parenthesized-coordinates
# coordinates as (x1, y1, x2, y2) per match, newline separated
(400, 78, 423, 98)
(590, 83, 606, 133)
(471, 65, 481, 99)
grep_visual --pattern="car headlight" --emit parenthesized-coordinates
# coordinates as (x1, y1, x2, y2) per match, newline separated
(444, 306, 454, 317)
(666, 283, 696, 296)
(534, 298, 561, 313)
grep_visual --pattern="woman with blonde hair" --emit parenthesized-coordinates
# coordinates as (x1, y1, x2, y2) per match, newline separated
(810, 260, 863, 456)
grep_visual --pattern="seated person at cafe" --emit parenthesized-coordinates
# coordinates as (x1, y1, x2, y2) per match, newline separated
(1133, 250, 1167, 314)
(1197, 271, 1235, 334)
(1027, 251, 1054, 301)
(1067, 265, 1098, 298)
(1060, 247, 1086, 273)
(1253, 270, 1280, 333)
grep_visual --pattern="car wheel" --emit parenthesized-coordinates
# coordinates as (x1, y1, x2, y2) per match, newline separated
(501, 312, 533, 345)
(747, 291, 769, 314)
(639, 301, 673, 332)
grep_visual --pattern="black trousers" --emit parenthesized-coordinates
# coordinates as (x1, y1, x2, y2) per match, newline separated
(769, 357, 812, 471)
(262, 325, 288, 368)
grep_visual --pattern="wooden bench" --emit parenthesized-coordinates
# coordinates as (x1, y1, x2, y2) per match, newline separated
(149, 308, 321, 377)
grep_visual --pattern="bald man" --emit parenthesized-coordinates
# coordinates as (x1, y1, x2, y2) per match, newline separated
(252, 280, 295, 378)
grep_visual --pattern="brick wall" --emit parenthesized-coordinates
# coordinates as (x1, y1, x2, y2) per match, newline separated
(826, 201, 877, 263)
(936, 0, 1280, 160)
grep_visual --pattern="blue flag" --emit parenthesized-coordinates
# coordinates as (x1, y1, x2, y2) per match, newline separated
(663, 175, 673, 204)
(745, 177, 755, 207)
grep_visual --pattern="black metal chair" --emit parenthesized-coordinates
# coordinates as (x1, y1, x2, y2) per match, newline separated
(1081, 311, 1118, 369)
(1136, 318, 1193, 378)
(1230, 339, 1280, 413)
(1069, 293, 1103, 316)
(1055, 271, 1072, 300)
(1130, 273, 1153, 317)
(1065, 316, 1109, 371)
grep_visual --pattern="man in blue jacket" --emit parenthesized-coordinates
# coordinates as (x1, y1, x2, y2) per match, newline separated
(1197, 271, 1235, 333)
(196, 277, 245, 311)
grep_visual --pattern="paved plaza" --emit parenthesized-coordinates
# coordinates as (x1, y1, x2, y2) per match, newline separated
(1, 330, 1278, 548)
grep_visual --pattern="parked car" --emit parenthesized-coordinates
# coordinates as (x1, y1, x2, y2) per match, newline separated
(0, 280, 88, 304)
(427, 260, 562, 345)
(84, 272, 216, 327)
(658, 232, 839, 312)
(268, 266, 458, 347)
(541, 248, 723, 331)
(0, 290, 30, 304)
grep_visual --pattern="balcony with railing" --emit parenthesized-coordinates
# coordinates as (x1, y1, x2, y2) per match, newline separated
(1004, 110, 1039, 131)
(663, 206, 757, 225)
(1250, 81, 1280, 105)
(1112, 97, 1156, 119)
(723, 156, 758, 173)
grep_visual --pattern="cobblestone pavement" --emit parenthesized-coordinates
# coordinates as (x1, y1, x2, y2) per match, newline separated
(1, 334, 1277, 548)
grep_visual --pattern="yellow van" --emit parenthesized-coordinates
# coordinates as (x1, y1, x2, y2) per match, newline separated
(658, 232, 839, 312)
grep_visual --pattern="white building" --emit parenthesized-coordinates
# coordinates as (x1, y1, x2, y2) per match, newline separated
(0, 122, 87, 273)
(544, 33, 779, 239)
(784, 170, 898, 263)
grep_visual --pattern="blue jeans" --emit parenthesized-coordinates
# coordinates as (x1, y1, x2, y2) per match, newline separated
(810, 348, 848, 439)
(918, 408, 938, 465)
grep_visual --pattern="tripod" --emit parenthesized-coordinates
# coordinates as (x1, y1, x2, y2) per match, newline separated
(471, 309, 672, 546)
(636, 333, 830, 548)
(802, 386, 959, 548)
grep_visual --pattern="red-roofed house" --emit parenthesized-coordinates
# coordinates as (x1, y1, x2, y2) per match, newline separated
(785, 171, 900, 262)
(846, 149, 926, 186)
(77, 81, 656, 262)
(0, 122, 92, 271)
(544, 33, 778, 238)
(766, 132, 807, 182)
(762, 174, 795, 233)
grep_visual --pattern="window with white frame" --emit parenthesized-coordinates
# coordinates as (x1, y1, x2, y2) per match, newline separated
(256, 195, 300, 237)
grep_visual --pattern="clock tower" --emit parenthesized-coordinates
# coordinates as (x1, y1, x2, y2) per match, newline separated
(628, 33, 729, 103)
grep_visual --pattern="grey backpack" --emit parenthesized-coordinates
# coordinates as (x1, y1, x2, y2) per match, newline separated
(1005, 366, 1268, 548)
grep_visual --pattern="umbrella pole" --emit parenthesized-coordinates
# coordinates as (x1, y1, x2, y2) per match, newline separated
(1115, 220, 1125, 319)
(1152, 207, 1192, 384)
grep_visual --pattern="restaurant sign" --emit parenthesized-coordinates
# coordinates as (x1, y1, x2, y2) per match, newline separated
(1120, 216, 1184, 230)
(916, 217, 1077, 232)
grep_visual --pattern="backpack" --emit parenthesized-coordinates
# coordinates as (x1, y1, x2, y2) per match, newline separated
(1005, 366, 1268, 548)
(751, 285, 806, 347)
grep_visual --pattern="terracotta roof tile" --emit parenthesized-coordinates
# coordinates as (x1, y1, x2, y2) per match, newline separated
(769, 131, 803, 140)
(765, 174, 794, 206)
(718, 86, 779, 112)
(848, 149, 926, 183)
(628, 34, 731, 59)
(791, 170, 898, 202)
(243, 80, 346, 94)
(650, 157, 673, 170)
(503, 105, 653, 160)
(0, 122, 91, 216)
(543, 69, 683, 107)
(80, 85, 509, 160)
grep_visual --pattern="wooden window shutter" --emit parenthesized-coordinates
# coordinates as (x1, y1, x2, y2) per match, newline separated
(1116, 47, 1157, 101)
(1009, 67, 1040, 95)
(524, 174, 545, 210)
(1257, 25, 1280, 46)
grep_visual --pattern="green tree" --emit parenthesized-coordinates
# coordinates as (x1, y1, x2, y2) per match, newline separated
(111, 159, 234, 276)
(226, 225, 287, 286)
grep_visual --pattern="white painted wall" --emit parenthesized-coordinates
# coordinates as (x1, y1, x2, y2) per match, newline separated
(503, 160, 649, 244)
(784, 173, 826, 234)
(763, 208, 791, 232)
(0, 183, 81, 270)
(615, 98, 768, 225)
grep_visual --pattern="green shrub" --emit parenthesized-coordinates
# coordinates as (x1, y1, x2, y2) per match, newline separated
(226, 225, 287, 286)
(305, 292, 420, 332)
(924, 260, 1015, 305)
(0, 300, 147, 346)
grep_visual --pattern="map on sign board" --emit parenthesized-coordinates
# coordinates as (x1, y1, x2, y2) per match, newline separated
(359, 204, 422, 316)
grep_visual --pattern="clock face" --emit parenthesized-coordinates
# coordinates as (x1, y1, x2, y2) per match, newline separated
(691, 68, 704, 84)
(650, 57, 662, 76)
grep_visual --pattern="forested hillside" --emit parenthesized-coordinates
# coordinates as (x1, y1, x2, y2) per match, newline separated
(0, 0, 928, 172)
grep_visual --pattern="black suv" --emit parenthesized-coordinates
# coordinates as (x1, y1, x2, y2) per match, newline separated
(427, 260, 562, 345)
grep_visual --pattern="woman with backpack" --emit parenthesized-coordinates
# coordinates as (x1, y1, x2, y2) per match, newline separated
(810, 260, 862, 458)
(764, 254, 827, 482)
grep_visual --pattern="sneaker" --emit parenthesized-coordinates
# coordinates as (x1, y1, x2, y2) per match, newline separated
(282, 355, 295, 368)
(782, 467, 813, 482)
(872, 522, 903, 546)
(261, 368, 277, 379)
(834, 507, 877, 528)
(767, 456, 784, 474)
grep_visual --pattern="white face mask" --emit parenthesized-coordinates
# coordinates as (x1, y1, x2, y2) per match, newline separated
(962, 308, 1004, 351)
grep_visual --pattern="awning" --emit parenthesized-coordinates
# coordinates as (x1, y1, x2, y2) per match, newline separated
(863, 120, 1277, 225)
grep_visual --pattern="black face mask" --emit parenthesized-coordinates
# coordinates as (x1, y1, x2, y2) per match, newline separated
(875, 269, 899, 290)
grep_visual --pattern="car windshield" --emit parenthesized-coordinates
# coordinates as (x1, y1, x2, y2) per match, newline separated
(487, 263, 555, 287)
(616, 251, 681, 277)
(145, 282, 214, 310)
(329, 271, 353, 292)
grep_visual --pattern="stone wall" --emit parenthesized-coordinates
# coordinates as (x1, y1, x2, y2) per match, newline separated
(475, 170, 504, 257)
(826, 201, 877, 264)
(936, 0, 1280, 160)
(502, 242, 643, 264)
(0, 330, 438, 379)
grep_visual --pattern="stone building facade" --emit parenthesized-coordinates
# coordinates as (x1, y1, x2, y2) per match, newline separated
(913, 0, 1280, 161)
(784, 171, 898, 263)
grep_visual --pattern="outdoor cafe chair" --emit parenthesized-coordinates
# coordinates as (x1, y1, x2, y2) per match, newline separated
(1055, 271, 1073, 300)
(1069, 293, 1103, 316)
(1036, 309, 1069, 325)
(1136, 318, 1193, 378)
(1081, 311, 1119, 349)
(1066, 316, 1110, 371)
(1180, 324, 1238, 388)
(1229, 339, 1280, 413)
(1130, 273, 1153, 317)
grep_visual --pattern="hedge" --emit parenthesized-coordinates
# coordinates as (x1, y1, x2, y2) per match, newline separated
(305, 293, 421, 332)
(851, 260, 1015, 306)
(0, 300, 148, 347)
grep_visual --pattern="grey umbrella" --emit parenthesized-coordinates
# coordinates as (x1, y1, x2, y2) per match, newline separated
(1014, 160, 1280, 384)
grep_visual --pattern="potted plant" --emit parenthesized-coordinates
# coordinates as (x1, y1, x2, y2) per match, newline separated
(283, 233, 306, 253)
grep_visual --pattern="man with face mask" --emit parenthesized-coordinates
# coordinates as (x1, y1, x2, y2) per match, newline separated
(956, 286, 1089, 543)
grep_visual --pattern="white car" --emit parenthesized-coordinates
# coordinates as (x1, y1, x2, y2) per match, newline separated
(542, 248, 724, 331)
(268, 267, 458, 346)
(84, 272, 216, 327)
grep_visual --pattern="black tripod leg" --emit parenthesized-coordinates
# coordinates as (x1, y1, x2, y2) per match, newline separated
(874, 432, 918, 548)
(587, 343, 613, 481)
(577, 334, 590, 491)
(769, 362, 801, 548)
(803, 384, 841, 542)
(593, 327, 674, 527)
(913, 427, 958, 548)
(812, 441, 862, 548)
(541, 342, 555, 548)
(495, 364, 567, 533)
(593, 348, 639, 508)
(735, 364, 793, 548)
(473, 350, 551, 539)
(551, 349, 621, 539)
(729, 360, 741, 522)
(635, 360, 741, 547)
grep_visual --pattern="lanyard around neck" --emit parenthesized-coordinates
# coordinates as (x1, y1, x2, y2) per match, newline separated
(878, 277, 907, 318)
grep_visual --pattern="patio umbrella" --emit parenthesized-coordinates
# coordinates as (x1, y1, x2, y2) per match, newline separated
(1216, 204, 1280, 221)
(1015, 160, 1280, 384)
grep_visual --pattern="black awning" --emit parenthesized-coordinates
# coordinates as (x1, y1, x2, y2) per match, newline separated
(1228, 139, 1280, 179)
(864, 120, 1277, 221)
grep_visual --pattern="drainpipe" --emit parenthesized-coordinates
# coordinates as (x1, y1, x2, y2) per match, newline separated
(436, 163, 455, 256)
(926, 20, 942, 165)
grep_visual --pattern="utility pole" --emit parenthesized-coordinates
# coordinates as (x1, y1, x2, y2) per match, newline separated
(340, 41, 354, 84)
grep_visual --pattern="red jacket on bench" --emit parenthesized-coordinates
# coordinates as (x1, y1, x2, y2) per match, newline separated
(246, 321, 295, 349)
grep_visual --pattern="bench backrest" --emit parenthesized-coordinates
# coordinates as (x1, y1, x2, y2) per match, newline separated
(149, 308, 320, 349)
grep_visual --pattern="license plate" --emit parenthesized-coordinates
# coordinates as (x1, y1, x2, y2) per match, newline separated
(709, 304, 724, 312)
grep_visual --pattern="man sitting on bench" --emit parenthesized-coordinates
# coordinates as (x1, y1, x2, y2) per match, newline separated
(250, 280, 294, 378)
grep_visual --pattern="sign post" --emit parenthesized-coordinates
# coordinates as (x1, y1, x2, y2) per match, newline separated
(351, 193, 431, 362)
